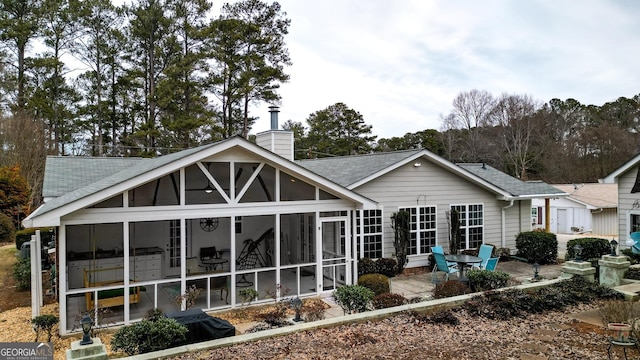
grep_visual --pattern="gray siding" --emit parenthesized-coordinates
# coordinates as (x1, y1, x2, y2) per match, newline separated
(592, 208, 618, 236)
(353, 161, 525, 267)
(618, 165, 638, 244)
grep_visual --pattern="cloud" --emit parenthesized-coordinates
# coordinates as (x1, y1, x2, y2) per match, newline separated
(244, 1, 640, 138)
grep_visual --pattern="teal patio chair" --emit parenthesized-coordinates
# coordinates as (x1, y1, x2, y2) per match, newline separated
(431, 246, 457, 267)
(475, 244, 494, 269)
(484, 257, 499, 272)
(631, 232, 640, 254)
(431, 252, 459, 283)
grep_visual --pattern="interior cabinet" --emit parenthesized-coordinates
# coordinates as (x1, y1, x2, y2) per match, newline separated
(67, 254, 163, 289)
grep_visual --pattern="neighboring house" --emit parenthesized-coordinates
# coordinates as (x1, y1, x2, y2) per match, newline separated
(23, 111, 564, 334)
(531, 184, 618, 236)
(603, 154, 640, 244)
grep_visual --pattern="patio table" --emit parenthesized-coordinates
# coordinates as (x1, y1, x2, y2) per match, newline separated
(444, 254, 482, 281)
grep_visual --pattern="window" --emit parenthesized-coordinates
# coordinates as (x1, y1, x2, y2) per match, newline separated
(451, 204, 484, 249)
(399, 206, 437, 255)
(631, 213, 640, 233)
(531, 206, 543, 225)
(356, 210, 383, 258)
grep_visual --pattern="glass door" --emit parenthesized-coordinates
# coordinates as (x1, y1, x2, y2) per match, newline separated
(320, 218, 347, 292)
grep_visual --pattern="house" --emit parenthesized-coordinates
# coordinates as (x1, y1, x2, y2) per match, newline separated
(299, 155, 566, 267)
(531, 183, 618, 236)
(23, 110, 564, 334)
(602, 154, 640, 244)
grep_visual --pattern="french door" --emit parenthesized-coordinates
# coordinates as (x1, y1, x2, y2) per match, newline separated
(320, 217, 348, 292)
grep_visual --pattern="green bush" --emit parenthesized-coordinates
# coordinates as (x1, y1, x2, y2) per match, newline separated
(333, 285, 374, 314)
(515, 231, 557, 264)
(357, 258, 377, 276)
(565, 237, 611, 261)
(358, 273, 390, 296)
(432, 280, 469, 299)
(495, 247, 511, 260)
(111, 317, 188, 356)
(372, 293, 407, 309)
(375, 258, 398, 277)
(622, 249, 640, 265)
(463, 276, 623, 321)
(32, 314, 58, 342)
(0, 213, 16, 244)
(467, 269, 510, 292)
(13, 256, 30, 290)
(625, 268, 640, 280)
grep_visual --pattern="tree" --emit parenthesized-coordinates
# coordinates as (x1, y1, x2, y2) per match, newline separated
(375, 130, 444, 155)
(214, 0, 291, 138)
(390, 210, 410, 274)
(0, 165, 30, 230)
(0, 0, 43, 110)
(443, 89, 495, 161)
(489, 94, 543, 180)
(156, 0, 213, 150)
(306, 102, 377, 157)
(281, 119, 308, 159)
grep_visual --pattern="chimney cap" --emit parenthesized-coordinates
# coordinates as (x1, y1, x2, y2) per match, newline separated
(268, 105, 280, 112)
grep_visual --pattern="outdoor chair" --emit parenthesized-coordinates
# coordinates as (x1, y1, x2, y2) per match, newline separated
(431, 252, 459, 283)
(631, 232, 640, 254)
(484, 257, 499, 271)
(474, 244, 494, 269)
(431, 246, 457, 269)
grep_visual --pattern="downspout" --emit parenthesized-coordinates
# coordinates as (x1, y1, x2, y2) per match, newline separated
(501, 200, 515, 248)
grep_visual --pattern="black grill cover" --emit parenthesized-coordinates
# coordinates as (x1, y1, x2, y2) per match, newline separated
(166, 308, 236, 345)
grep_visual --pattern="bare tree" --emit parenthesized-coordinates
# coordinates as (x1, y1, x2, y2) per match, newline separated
(442, 89, 495, 161)
(0, 113, 46, 209)
(490, 93, 543, 180)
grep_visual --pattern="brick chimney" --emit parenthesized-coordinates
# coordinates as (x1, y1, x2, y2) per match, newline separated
(256, 106, 294, 161)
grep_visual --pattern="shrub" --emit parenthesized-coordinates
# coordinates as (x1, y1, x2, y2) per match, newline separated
(333, 285, 374, 314)
(0, 213, 15, 244)
(238, 288, 259, 305)
(495, 247, 511, 260)
(467, 269, 510, 292)
(15, 228, 55, 250)
(565, 237, 611, 261)
(257, 301, 289, 326)
(410, 309, 460, 326)
(144, 308, 165, 321)
(622, 249, 640, 265)
(358, 258, 377, 276)
(32, 314, 58, 342)
(432, 280, 469, 299)
(301, 300, 325, 322)
(624, 268, 640, 280)
(375, 258, 397, 277)
(372, 293, 407, 309)
(358, 273, 390, 296)
(175, 284, 201, 309)
(111, 317, 187, 356)
(463, 276, 623, 321)
(515, 231, 557, 264)
(13, 256, 30, 290)
(599, 300, 640, 339)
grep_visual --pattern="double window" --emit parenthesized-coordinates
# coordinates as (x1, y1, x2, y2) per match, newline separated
(399, 206, 437, 255)
(356, 210, 383, 259)
(451, 204, 484, 249)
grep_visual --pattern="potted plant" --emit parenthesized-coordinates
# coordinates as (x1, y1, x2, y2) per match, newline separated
(608, 322, 633, 342)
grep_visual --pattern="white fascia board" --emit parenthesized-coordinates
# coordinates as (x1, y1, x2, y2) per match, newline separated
(61, 199, 362, 225)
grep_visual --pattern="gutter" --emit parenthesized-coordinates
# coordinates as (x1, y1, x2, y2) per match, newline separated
(501, 200, 515, 248)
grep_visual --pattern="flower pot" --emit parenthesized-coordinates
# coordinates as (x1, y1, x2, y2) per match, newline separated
(608, 323, 632, 342)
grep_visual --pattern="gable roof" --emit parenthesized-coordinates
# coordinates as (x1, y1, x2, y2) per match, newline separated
(456, 163, 566, 198)
(43, 156, 145, 198)
(297, 150, 565, 200)
(549, 183, 617, 209)
(25, 137, 378, 228)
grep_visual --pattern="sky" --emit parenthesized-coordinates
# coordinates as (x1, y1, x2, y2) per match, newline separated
(247, 0, 640, 139)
